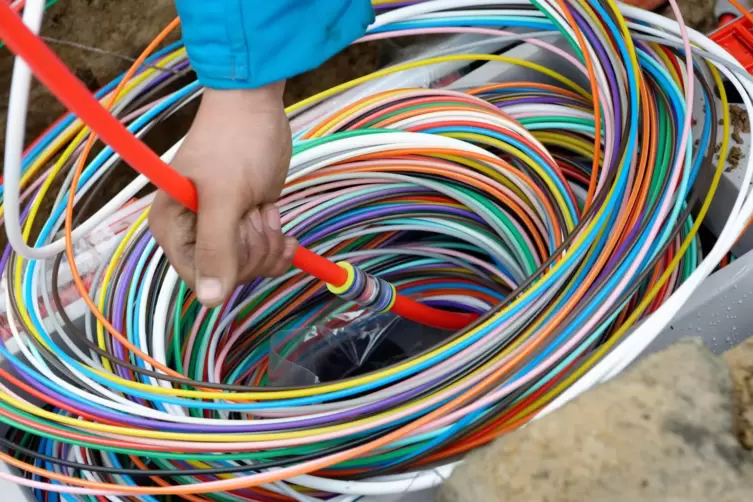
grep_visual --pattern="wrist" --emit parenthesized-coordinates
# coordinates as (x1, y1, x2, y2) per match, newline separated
(201, 81, 286, 115)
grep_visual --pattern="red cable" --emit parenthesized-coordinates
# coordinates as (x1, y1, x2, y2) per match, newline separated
(0, 4, 476, 331)
(720, 13, 737, 26)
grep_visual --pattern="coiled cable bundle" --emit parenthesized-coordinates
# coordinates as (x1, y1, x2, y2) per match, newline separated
(0, 0, 752, 500)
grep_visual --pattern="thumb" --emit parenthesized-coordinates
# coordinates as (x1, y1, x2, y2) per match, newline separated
(193, 185, 245, 307)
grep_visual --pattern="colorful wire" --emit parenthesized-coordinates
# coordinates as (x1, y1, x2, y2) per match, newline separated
(0, 0, 746, 500)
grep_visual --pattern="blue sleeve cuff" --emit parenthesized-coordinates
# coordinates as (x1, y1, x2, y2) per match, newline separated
(174, 0, 375, 90)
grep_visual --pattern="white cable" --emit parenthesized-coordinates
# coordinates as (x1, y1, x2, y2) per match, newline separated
(3, 0, 44, 256)
(288, 463, 457, 495)
(2, 0, 182, 261)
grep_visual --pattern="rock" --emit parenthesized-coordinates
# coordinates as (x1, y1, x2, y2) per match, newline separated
(438, 339, 753, 502)
(725, 337, 753, 450)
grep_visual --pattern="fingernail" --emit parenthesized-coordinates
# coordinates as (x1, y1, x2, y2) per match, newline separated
(283, 238, 296, 259)
(250, 211, 264, 233)
(265, 206, 280, 230)
(196, 277, 224, 304)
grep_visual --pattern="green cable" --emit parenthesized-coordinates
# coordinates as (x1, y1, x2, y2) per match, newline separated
(171, 282, 187, 377)
(292, 128, 394, 156)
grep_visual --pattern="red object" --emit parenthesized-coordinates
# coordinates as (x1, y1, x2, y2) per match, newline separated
(711, 13, 753, 73)
(0, 3, 477, 331)
(720, 13, 738, 26)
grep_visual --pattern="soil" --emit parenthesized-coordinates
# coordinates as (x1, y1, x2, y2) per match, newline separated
(731, 104, 751, 135)
(727, 146, 744, 172)
(659, 0, 720, 33)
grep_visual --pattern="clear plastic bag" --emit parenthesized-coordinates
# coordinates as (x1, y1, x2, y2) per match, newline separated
(268, 309, 452, 387)
(0, 196, 152, 340)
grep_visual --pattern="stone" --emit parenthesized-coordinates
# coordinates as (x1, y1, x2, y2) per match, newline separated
(725, 337, 753, 450)
(438, 339, 753, 502)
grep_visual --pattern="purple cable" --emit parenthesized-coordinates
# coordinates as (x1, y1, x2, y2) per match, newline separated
(0, 238, 451, 433)
(301, 204, 487, 247)
(0, 245, 12, 284)
(110, 232, 153, 384)
(568, 5, 623, 168)
(2, 337, 443, 431)
(424, 299, 488, 314)
(372, 1, 422, 10)
(495, 95, 585, 109)
(142, 60, 191, 92)
(287, 186, 432, 239)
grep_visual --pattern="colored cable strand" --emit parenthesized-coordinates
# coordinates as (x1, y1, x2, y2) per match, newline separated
(0, 0, 747, 500)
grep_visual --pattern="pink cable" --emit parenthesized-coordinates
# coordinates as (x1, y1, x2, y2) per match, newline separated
(182, 305, 209, 372)
(280, 180, 390, 208)
(281, 184, 385, 224)
(356, 27, 585, 72)
(407, 245, 512, 282)
(0, 6, 676, 498)
(318, 88, 503, 135)
(290, 26, 595, 134)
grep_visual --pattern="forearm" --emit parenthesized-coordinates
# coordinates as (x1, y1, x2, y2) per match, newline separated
(174, 0, 375, 90)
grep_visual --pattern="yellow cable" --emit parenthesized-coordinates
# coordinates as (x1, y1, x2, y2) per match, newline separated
(95, 210, 151, 372)
(82, 103, 618, 402)
(9, 49, 650, 403)
(285, 54, 590, 117)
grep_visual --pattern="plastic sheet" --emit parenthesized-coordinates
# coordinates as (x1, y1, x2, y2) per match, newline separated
(269, 309, 453, 387)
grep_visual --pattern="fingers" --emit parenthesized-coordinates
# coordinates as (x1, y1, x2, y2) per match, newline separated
(151, 192, 295, 309)
(149, 192, 197, 287)
(151, 193, 296, 308)
(193, 185, 247, 307)
(279, 237, 298, 274)
(238, 204, 295, 281)
(150, 101, 294, 307)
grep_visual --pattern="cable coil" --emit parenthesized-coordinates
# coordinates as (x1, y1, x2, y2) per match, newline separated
(0, 0, 751, 500)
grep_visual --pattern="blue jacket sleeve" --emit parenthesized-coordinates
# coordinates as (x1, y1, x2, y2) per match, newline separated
(174, 0, 375, 90)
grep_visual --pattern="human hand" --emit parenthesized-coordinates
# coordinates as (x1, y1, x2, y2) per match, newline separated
(149, 83, 297, 307)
